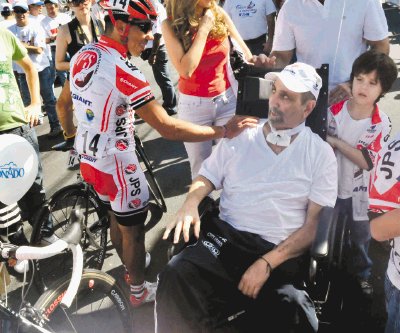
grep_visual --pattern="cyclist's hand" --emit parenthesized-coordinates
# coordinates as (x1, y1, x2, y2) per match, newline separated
(24, 103, 42, 127)
(163, 201, 200, 243)
(328, 81, 352, 106)
(224, 115, 259, 139)
(250, 53, 276, 68)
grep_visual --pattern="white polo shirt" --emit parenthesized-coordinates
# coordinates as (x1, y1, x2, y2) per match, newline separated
(199, 122, 338, 245)
(272, 0, 388, 90)
(41, 13, 71, 59)
(146, 0, 166, 49)
(223, 0, 276, 40)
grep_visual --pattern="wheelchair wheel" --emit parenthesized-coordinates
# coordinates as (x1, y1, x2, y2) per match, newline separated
(30, 183, 109, 293)
(135, 141, 167, 213)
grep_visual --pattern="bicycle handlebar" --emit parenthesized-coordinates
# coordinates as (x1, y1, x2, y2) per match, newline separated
(0, 210, 84, 309)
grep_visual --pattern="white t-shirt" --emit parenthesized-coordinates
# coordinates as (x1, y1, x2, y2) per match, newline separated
(41, 13, 71, 59)
(335, 102, 370, 199)
(146, 0, 166, 49)
(8, 23, 49, 72)
(29, 13, 45, 25)
(0, 19, 16, 29)
(272, 0, 388, 90)
(223, 0, 276, 40)
(199, 122, 338, 245)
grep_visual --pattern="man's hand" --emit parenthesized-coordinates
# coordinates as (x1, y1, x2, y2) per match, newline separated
(238, 258, 271, 299)
(24, 103, 42, 127)
(328, 82, 352, 106)
(250, 53, 276, 68)
(262, 40, 273, 55)
(224, 115, 259, 139)
(163, 200, 201, 243)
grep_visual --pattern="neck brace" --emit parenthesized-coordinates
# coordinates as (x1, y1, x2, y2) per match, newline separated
(266, 121, 305, 147)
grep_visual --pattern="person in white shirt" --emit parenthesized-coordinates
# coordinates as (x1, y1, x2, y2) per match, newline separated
(0, 3, 16, 29)
(141, 0, 177, 115)
(253, 0, 390, 106)
(157, 62, 338, 333)
(223, 0, 276, 55)
(27, 0, 45, 24)
(41, 0, 71, 86)
(9, 1, 62, 137)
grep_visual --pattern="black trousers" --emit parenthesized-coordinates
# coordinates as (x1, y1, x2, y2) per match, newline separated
(156, 218, 318, 333)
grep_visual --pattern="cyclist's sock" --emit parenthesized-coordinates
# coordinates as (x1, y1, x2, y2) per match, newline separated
(130, 282, 145, 299)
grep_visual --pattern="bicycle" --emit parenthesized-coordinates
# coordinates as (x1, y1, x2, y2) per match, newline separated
(0, 209, 132, 333)
(31, 132, 167, 293)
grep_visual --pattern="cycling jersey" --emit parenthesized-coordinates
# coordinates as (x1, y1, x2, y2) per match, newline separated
(70, 35, 155, 219)
(369, 133, 400, 213)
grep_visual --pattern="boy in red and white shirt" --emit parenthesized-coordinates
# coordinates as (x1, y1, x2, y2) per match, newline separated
(326, 50, 397, 295)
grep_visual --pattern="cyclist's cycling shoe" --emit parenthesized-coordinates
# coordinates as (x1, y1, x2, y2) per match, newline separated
(124, 252, 151, 285)
(130, 281, 157, 308)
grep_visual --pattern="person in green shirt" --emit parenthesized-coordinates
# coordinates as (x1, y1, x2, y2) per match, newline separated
(0, 27, 56, 244)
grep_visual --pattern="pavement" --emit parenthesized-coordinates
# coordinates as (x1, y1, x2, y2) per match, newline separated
(3, 4, 400, 332)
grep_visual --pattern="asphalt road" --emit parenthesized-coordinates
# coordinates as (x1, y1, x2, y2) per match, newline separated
(4, 4, 400, 332)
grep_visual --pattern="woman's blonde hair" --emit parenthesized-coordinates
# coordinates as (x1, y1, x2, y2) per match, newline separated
(165, 0, 228, 51)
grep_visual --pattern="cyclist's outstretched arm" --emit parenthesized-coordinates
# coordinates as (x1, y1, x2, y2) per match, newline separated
(135, 100, 259, 142)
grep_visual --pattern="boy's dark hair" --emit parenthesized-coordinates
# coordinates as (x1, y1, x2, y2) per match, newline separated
(350, 50, 398, 103)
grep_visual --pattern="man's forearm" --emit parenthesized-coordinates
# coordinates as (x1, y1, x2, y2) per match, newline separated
(185, 175, 215, 206)
(261, 202, 322, 269)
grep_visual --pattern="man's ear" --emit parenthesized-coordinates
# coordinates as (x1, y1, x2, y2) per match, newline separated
(304, 99, 316, 119)
(114, 19, 127, 36)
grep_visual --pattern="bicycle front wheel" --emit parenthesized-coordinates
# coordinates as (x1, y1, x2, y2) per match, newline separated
(31, 183, 109, 293)
(34, 269, 133, 333)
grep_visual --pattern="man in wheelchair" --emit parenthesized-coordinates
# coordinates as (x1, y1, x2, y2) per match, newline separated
(156, 63, 338, 333)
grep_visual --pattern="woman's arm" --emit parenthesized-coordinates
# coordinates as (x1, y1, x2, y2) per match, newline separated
(55, 24, 71, 72)
(220, 7, 252, 61)
(162, 10, 214, 78)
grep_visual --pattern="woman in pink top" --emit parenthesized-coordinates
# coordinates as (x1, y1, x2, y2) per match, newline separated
(162, 0, 252, 179)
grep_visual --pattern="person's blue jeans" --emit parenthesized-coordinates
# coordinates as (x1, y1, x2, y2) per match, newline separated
(18, 66, 60, 130)
(385, 274, 400, 333)
(336, 198, 372, 280)
(0, 125, 53, 235)
(151, 45, 177, 114)
(50, 46, 67, 87)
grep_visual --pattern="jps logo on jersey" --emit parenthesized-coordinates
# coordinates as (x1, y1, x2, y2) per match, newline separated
(116, 105, 126, 116)
(86, 109, 94, 121)
(115, 139, 129, 151)
(129, 198, 141, 209)
(72, 51, 98, 89)
(124, 164, 137, 174)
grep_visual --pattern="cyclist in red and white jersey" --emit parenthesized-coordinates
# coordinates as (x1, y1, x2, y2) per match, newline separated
(69, 0, 258, 307)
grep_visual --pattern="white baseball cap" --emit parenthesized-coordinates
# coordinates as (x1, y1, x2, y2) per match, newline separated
(27, 0, 44, 5)
(265, 62, 322, 100)
(12, 1, 29, 11)
(1, 3, 12, 12)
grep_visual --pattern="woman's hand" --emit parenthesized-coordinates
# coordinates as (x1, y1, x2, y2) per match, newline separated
(198, 9, 215, 34)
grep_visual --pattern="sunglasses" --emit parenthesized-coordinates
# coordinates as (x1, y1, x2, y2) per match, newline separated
(129, 20, 153, 34)
(13, 8, 28, 14)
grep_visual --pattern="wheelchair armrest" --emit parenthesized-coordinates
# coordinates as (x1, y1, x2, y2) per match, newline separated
(310, 206, 339, 259)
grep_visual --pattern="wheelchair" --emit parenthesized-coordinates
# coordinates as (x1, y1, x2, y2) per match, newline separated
(167, 64, 349, 331)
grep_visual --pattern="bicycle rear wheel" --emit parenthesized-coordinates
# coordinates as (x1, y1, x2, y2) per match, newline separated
(34, 269, 133, 333)
(135, 143, 167, 213)
(31, 183, 109, 293)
